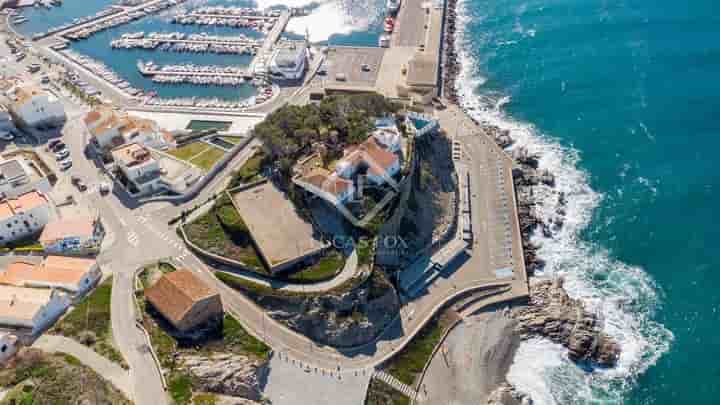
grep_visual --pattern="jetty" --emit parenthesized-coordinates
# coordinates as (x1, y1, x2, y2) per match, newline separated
(33, 0, 187, 41)
(111, 32, 260, 54)
(137, 61, 252, 85)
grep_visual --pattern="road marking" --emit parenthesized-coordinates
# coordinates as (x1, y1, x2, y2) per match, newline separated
(127, 231, 139, 247)
(119, 218, 127, 227)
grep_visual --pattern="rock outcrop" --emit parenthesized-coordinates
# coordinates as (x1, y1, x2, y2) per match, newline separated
(486, 383, 533, 405)
(249, 275, 400, 347)
(513, 278, 620, 366)
(181, 353, 268, 401)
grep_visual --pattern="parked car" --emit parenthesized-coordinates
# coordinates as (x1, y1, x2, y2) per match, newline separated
(48, 139, 62, 149)
(99, 182, 111, 195)
(52, 142, 66, 152)
(0, 131, 14, 141)
(70, 175, 86, 190)
(55, 149, 70, 160)
(59, 158, 72, 171)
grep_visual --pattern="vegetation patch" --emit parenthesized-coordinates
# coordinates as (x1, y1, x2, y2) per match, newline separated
(168, 142, 210, 161)
(186, 120, 232, 133)
(364, 378, 409, 405)
(383, 311, 456, 386)
(183, 195, 266, 274)
(230, 150, 267, 187)
(219, 136, 243, 145)
(50, 277, 127, 369)
(285, 251, 345, 283)
(190, 146, 226, 171)
(0, 349, 130, 404)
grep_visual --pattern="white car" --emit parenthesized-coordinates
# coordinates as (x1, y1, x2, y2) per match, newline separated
(55, 149, 70, 160)
(98, 182, 111, 195)
(0, 131, 13, 141)
(59, 158, 72, 170)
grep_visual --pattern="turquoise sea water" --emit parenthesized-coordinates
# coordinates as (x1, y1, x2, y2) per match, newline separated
(456, 0, 719, 403)
(13, 0, 718, 403)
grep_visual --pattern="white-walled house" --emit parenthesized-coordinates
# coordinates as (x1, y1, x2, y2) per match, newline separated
(0, 285, 70, 335)
(293, 168, 355, 207)
(0, 157, 52, 199)
(335, 138, 400, 185)
(84, 107, 174, 152)
(39, 216, 105, 256)
(111, 143, 163, 196)
(7, 85, 65, 129)
(0, 191, 52, 246)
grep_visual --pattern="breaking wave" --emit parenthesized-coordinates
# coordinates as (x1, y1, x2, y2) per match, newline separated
(453, 0, 673, 403)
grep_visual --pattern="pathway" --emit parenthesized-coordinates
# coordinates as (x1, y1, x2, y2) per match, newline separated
(32, 335, 132, 400)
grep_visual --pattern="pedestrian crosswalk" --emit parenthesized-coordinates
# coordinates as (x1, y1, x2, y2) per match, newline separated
(136, 214, 190, 261)
(372, 370, 421, 400)
(127, 231, 139, 247)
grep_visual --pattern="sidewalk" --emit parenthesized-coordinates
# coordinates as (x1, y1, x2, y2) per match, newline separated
(32, 335, 132, 400)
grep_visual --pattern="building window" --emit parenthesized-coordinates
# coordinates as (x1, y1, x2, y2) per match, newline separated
(1, 345, 6, 353)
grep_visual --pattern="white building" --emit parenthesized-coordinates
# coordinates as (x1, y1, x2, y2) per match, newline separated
(0, 157, 52, 199)
(269, 45, 307, 80)
(6, 84, 65, 129)
(0, 256, 101, 297)
(293, 168, 355, 207)
(0, 332, 19, 364)
(84, 106, 174, 152)
(111, 143, 163, 196)
(0, 285, 70, 335)
(0, 191, 52, 246)
(335, 137, 400, 185)
(39, 216, 105, 256)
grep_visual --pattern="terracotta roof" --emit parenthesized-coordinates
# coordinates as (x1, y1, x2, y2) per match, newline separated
(144, 270, 218, 326)
(12, 85, 43, 107)
(39, 217, 96, 244)
(0, 284, 57, 323)
(84, 105, 115, 127)
(0, 191, 49, 221)
(338, 137, 399, 177)
(0, 259, 93, 290)
(89, 114, 123, 137)
(43, 255, 96, 273)
(300, 168, 353, 197)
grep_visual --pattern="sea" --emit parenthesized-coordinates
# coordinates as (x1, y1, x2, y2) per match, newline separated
(13, 0, 719, 404)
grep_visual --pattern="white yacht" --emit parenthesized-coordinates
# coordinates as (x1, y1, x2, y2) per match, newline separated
(387, 0, 401, 14)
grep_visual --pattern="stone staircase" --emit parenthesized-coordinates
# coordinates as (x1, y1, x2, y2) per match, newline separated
(372, 370, 422, 400)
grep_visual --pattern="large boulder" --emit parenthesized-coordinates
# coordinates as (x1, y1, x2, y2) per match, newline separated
(181, 353, 268, 400)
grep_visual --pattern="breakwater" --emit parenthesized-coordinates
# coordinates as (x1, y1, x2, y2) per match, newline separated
(138, 61, 250, 86)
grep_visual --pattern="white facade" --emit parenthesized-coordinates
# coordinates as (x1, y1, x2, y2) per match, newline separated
(39, 217, 105, 256)
(8, 85, 65, 129)
(0, 158, 52, 200)
(293, 174, 355, 207)
(269, 46, 307, 80)
(0, 191, 52, 247)
(111, 143, 163, 196)
(0, 285, 70, 335)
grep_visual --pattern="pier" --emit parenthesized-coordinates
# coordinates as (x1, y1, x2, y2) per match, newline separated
(111, 32, 260, 55)
(34, 0, 187, 41)
(138, 61, 252, 84)
(249, 9, 291, 76)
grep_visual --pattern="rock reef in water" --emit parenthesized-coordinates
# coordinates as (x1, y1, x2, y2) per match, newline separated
(486, 382, 533, 405)
(513, 278, 620, 367)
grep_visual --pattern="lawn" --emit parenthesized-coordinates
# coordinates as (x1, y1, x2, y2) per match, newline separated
(220, 136, 243, 145)
(383, 312, 456, 386)
(168, 142, 210, 161)
(285, 251, 344, 283)
(50, 277, 127, 368)
(0, 350, 131, 404)
(183, 196, 266, 273)
(190, 146, 226, 171)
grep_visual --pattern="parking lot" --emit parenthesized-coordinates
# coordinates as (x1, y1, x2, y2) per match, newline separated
(312, 46, 386, 88)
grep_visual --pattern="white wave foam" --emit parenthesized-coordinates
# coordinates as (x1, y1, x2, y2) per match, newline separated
(454, 0, 672, 403)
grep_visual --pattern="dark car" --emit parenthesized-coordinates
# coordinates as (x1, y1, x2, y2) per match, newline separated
(71, 176, 87, 191)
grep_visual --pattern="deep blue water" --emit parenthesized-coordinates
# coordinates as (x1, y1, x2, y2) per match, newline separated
(459, 0, 720, 403)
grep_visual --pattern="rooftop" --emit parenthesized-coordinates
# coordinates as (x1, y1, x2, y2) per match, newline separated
(39, 217, 97, 244)
(300, 168, 353, 197)
(0, 258, 95, 291)
(144, 269, 218, 325)
(111, 142, 154, 167)
(0, 159, 28, 183)
(0, 284, 58, 323)
(43, 255, 97, 273)
(0, 191, 49, 221)
(340, 137, 399, 177)
(12, 85, 44, 107)
(406, 52, 438, 87)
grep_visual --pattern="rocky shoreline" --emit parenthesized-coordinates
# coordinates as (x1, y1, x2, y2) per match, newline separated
(439, 0, 621, 400)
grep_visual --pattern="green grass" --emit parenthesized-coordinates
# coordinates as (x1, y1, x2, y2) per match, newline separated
(285, 251, 344, 283)
(231, 150, 266, 186)
(50, 277, 127, 369)
(186, 120, 232, 132)
(168, 372, 194, 405)
(192, 393, 218, 405)
(220, 136, 243, 145)
(0, 350, 131, 404)
(190, 146, 226, 171)
(168, 142, 210, 161)
(183, 197, 266, 273)
(364, 378, 410, 405)
(383, 312, 455, 386)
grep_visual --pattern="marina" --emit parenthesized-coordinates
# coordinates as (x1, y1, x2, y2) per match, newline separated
(111, 32, 260, 55)
(138, 61, 251, 86)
